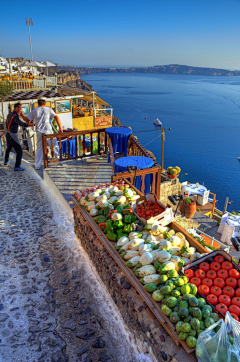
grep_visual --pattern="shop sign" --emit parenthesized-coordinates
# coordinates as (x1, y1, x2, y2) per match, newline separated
(95, 116, 112, 127)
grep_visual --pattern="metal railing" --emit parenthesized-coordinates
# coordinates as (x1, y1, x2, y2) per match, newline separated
(195, 228, 230, 253)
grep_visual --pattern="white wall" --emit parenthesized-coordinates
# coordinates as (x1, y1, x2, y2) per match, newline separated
(57, 112, 73, 129)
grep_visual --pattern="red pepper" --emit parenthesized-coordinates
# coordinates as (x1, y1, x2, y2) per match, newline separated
(99, 223, 106, 230)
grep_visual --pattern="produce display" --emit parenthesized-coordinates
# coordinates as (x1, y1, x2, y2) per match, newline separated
(74, 181, 240, 353)
(135, 201, 165, 220)
(184, 255, 240, 321)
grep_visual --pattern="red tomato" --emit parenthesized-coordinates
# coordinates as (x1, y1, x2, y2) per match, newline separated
(207, 294, 218, 305)
(207, 270, 217, 280)
(232, 297, 240, 307)
(216, 303, 228, 315)
(214, 255, 225, 263)
(214, 278, 225, 289)
(229, 305, 240, 316)
(218, 294, 231, 306)
(190, 277, 201, 287)
(236, 288, 240, 297)
(223, 286, 235, 298)
(184, 269, 194, 279)
(211, 286, 222, 297)
(217, 269, 228, 280)
(195, 269, 206, 279)
(230, 313, 239, 321)
(210, 262, 221, 271)
(202, 278, 213, 287)
(198, 285, 210, 295)
(239, 279, 240, 288)
(199, 262, 210, 272)
(226, 278, 237, 288)
(229, 269, 240, 280)
(222, 261, 233, 271)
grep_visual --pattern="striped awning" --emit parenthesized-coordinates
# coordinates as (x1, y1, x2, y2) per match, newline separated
(5, 90, 62, 102)
(5, 86, 111, 107)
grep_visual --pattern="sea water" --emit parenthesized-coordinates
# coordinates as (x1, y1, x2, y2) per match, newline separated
(81, 73, 240, 211)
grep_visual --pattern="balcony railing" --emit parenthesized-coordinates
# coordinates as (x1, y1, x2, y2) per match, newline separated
(42, 128, 108, 168)
(0, 76, 58, 91)
(109, 132, 162, 199)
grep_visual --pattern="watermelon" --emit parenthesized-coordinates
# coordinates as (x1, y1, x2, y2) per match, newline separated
(189, 297, 198, 307)
(176, 321, 184, 333)
(197, 298, 206, 308)
(205, 317, 215, 328)
(181, 323, 191, 333)
(181, 284, 191, 295)
(189, 283, 198, 295)
(179, 301, 188, 309)
(202, 307, 211, 319)
(184, 315, 192, 323)
(178, 332, 188, 341)
(159, 275, 168, 284)
(210, 313, 220, 322)
(166, 297, 178, 308)
(192, 308, 202, 320)
(170, 312, 180, 324)
(178, 307, 189, 318)
(190, 318, 201, 330)
(188, 329, 197, 337)
(174, 278, 185, 287)
(171, 289, 181, 298)
(186, 336, 197, 348)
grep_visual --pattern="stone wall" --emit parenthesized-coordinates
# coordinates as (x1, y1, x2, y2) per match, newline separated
(160, 177, 181, 206)
(73, 206, 194, 362)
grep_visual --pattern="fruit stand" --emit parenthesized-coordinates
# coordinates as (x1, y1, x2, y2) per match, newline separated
(72, 177, 240, 359)
(72, 179, 223, 354)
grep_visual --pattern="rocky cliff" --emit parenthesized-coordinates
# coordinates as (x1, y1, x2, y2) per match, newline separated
(56, 70, 92, 91)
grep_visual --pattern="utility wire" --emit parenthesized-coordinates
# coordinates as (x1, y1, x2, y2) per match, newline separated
(144, 133, 162, 147)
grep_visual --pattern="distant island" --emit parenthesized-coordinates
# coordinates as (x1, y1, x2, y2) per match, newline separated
(75, 64, 240, 76)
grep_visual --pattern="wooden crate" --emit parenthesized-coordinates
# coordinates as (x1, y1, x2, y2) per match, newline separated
(72, 196, 195, 353)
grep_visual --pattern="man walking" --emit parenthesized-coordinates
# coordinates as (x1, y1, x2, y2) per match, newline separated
(4, 103, 34, 171)
(27, 98, 63, 170)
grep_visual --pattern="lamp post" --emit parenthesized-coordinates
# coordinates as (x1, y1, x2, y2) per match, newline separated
(25, 18, 33, 61)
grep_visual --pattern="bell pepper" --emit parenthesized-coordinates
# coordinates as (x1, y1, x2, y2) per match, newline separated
(99, 222, 106, 231)
(123, 224, 133, 234)
(131, 215, 137, 222)
(93, 215, 103, 223)
(117, 233, 128, 239)
(124, 215, 132, 224)
(116, 228, 123, 235)
(106, 220, 114, 232)
(116, 206, 124, 214)
(106, 231, 117, 241)
(104, 206, 110, 216)
(98, 216, 107, 224)
(113, 220, 124, 229)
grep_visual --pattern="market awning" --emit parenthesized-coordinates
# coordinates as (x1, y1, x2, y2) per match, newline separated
(80, 94, 111, 107)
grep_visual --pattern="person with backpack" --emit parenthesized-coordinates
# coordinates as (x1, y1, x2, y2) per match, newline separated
(4, 103, 34, 171)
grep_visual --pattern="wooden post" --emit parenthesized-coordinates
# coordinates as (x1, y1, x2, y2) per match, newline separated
(223, 197, 229, 214)
(161, 128, 164, 170)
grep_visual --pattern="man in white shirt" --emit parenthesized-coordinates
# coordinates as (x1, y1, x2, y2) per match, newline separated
(27, 98, 63, 169)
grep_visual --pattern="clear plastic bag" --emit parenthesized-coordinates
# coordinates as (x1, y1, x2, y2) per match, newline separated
(196, 312, 240, 362)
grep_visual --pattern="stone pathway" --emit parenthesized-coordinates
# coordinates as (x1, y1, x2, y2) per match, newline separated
(0, 162, 148, 362)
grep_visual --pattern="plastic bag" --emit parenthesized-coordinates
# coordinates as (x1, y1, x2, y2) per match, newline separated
(196, 312, 240, 362)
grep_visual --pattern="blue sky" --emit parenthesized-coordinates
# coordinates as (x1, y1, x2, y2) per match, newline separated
(1, 0, 240, 69)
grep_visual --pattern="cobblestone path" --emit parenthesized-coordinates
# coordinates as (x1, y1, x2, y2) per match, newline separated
(0, 164, 143, 362)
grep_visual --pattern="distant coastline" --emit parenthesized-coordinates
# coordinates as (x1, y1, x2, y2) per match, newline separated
(75, 64, 240, 77)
